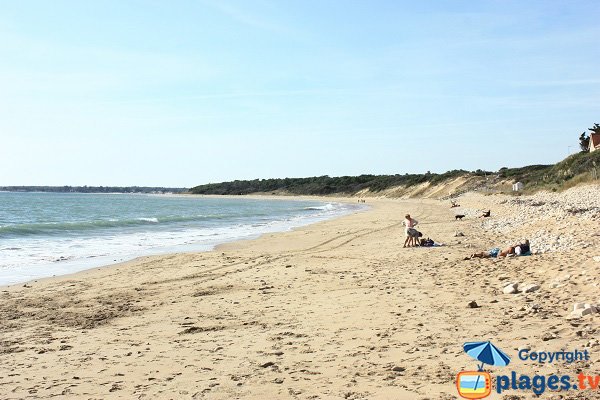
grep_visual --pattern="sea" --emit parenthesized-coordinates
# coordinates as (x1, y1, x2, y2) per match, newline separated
(0, 192, 361, 286)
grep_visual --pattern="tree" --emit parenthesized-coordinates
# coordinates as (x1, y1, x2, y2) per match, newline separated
(580, 131, 590, 152)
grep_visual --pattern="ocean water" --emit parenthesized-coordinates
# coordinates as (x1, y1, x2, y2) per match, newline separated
(0, 192, 360, 285)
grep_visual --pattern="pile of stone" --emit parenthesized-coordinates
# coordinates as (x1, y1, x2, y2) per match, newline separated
(502, 282, 540, 294)
(473, 185, 600, 252)
(496, 185, 600, 222)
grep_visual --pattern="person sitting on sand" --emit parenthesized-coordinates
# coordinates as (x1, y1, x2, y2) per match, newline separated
(479, 210, 491, 218)
(403, 214, 419, 248)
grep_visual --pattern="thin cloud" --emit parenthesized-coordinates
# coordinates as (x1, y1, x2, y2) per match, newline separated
(510, 79, 600, 87)
(198, 0, 299, 37)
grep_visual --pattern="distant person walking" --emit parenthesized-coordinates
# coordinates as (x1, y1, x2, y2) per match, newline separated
(403, 214, 419, 248)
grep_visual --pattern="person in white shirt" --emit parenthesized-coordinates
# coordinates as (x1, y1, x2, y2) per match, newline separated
(403, 214, 419, 247)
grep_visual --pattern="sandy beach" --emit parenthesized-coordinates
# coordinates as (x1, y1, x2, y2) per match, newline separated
(2, 186, 600, 399)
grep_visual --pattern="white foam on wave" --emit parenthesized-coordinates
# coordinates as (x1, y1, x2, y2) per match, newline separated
(137, 217, 159, 223)
(0, 201, 366, 286)
(304, 203, 336, 211)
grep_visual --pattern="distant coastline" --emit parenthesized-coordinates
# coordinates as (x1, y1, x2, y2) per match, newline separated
(4, 149, 599, 197)
(0, 186, 187, 194)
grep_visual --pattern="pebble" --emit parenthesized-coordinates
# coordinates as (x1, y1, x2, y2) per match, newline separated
(521, 283, 540, 293)
(587, 339, 600, 348)
(571, 308, 593, 318)
(503, 283, 518, 294)
(467, 300, 480, 308)
(542, 333, 556, 341)
(570, 302, 598, 318)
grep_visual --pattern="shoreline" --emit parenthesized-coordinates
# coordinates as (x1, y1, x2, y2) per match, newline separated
(1, 195, 365, 289)
(1, 188, 599, 399)
(4, 197, 371, 289)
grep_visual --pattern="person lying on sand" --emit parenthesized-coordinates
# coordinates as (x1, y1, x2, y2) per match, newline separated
(479, 210, 491, 218)
(466, 240, 530, 259)
(419, 237, 443, 247)
(498, 239, 531, 257)
(466, 248, 500, 259)
(450, 201, 460, 208)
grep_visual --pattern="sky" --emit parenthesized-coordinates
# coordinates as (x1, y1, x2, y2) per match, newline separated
(1, 0, 599, 187)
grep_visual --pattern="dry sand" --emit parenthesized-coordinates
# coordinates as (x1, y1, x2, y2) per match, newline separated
(1, 188, 599, 399)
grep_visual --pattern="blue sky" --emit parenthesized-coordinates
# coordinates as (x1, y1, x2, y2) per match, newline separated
(1, 0, 599, 187)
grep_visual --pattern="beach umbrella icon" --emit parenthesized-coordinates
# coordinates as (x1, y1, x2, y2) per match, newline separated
(464, 341, 511, 371)
(462, 341, 511, 397)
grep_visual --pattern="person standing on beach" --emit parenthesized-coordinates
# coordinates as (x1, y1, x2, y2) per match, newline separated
(403, 214, 418, 248)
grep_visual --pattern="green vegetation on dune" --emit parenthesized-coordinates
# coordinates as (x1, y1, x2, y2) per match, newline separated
(190, 151, 600, 197)
(190, 170, 472, 196)
(499, 150, 600, 190)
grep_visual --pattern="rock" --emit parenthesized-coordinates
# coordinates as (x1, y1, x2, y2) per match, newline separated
(522, 283, 540, 293)
(570, 302, 597, 318)
(391, 366, 406, 372)
(518, 345, 531, 352)
(467, 300, 480, 308)
(273, 378, 284, 384)
(571, 308, 593, 318)
(503, 283, 518, 294)
(584, 304, 598, 313)
(260, 361, 276, 368)
(542, 333, 556, 341)
(525, 303, 541, 313)
(454, 231, 465, 237)
(587, 339, 600, 348)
